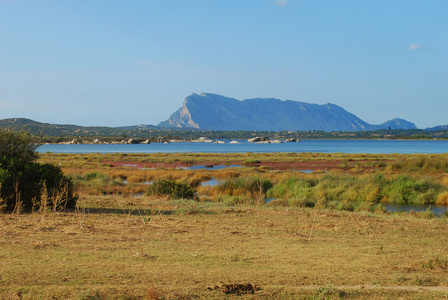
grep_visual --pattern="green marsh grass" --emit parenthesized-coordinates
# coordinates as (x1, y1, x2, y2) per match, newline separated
(213, 176, 273, 205)
(267, 173, 448, 212)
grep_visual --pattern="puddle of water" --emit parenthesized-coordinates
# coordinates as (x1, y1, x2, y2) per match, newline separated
(263, 199, 448, 216)
(182, 164, 242, 170)
(200, 178, 222, 187)
(384, 203, 448, 216)
(291, 169, 329, 173)
(264, 198, 277, 204)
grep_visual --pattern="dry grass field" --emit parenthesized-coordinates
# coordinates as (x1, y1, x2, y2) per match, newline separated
(2, 152, 448, 299)
(2, 196, 448, 299)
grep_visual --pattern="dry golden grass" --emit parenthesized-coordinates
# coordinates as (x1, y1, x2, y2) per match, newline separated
(1, 194, 448, 299)
(39, 153, 448, 184)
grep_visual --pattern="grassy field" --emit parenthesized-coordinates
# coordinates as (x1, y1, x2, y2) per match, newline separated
(2, 153, 448, 299)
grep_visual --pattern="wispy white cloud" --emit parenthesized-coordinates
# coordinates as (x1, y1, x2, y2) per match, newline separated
(272, 0, 289, 7)
(409, 44, 424, 51)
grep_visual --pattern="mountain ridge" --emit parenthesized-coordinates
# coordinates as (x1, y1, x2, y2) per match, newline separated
(159, 93, 417, 132)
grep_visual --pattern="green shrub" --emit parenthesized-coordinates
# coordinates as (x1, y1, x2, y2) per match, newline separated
(147, 179, 196, 199)
(0, 129, 38, 165)
(0, 129, 76, 212)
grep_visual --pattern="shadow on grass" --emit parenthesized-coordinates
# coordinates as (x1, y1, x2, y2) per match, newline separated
(72, 206, 218, 215)
(68, 207, 176, 216)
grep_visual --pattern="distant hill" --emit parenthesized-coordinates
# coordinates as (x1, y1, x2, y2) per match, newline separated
(426, 125, 448, 131)
(0, 118, 159, 137)
(2, 117, 448, 141)
(159, 93, 417, 132)
(116, 124, 160, 130)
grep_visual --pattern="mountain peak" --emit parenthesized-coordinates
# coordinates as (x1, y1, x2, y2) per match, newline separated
(159, 93, 417, 131)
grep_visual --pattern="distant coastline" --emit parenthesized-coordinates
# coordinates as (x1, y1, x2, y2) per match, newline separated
(37, 139, 448, 155)
(43, 136, 447, 146)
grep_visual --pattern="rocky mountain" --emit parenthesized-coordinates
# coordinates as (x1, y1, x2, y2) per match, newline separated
(159, 93, 417, 132)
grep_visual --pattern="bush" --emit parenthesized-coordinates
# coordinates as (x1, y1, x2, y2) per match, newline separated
(0, 129, 38, 165)
(147, 179, 196, 199)
(0, 129, 76, 212)
(385, 175, 444, 204)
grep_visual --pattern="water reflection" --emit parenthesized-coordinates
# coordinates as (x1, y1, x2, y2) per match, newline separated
(264, 198, 277, 204)
(384, 203, 448, 216)
(264, 199, 448, 216)
(182, 164, 242, 170)
(200, 178, 222, 187)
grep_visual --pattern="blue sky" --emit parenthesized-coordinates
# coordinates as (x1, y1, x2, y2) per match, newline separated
(1, 0, 447, 128)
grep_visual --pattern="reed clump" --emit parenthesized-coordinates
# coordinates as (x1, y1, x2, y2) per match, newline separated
(436, 191, 448, 205)
(70, 172, 125, 195)
(385, 156, 448, 173)
(217, 176, 272, 195)
(268, 173, 448, 212)
(211, 176, 273, 205)
(71, 172, 124, 187)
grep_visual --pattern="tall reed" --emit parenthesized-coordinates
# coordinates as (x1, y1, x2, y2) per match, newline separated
(268, 173, 448, 212)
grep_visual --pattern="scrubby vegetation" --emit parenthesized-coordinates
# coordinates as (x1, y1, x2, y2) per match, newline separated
(0, 129, 76, 211)
(146, 179, 196, 199)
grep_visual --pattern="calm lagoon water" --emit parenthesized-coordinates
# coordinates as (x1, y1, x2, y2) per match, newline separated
(38, 139, 448, 154)
(384, 203, 448, 216)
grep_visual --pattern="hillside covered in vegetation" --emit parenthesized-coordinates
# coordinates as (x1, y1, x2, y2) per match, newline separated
(1, 118, 448, 143)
